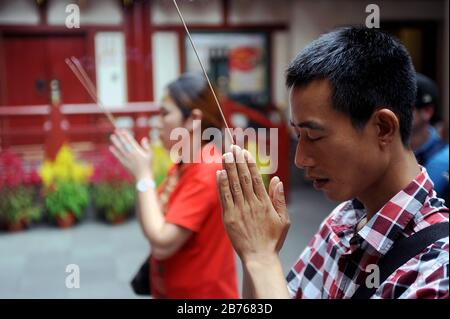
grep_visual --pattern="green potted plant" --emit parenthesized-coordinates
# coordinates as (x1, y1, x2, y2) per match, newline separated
(0, 150, 42, 231)
(90, 142, 172, 225)
(91, 181, 135, 224)
(91, 149, 136, 224)
(0, 187, 41, 231)
(39, 144, 92, 228)
(44, 181, 89, 228)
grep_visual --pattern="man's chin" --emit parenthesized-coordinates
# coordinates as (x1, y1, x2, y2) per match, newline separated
(322, 189, 353, 203)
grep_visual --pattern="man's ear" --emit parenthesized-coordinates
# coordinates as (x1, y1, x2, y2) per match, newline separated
(184, 109, 203, 132)
(372, 108, 399, 148)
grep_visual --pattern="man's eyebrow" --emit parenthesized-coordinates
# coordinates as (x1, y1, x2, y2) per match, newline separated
(289, 120, 325, 130)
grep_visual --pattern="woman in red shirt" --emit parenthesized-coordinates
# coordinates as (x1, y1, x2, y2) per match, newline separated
(109, 73, 238, 298)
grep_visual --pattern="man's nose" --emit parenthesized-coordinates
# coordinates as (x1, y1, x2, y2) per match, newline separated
(294, 142, 315, 169)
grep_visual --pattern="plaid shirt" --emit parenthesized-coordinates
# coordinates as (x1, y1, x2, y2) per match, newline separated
(287, 166, 449, 299)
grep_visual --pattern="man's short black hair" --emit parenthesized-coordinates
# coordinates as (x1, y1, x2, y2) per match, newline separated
(286, 26, 416, 146)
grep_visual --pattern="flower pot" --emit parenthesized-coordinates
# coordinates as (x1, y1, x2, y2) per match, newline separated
(7, 221, 24, 232)
(56, 212, 76, 228)
(7, 217, 29, 232)
(106, 211, 127, 225)
(110, 214, 127, 225)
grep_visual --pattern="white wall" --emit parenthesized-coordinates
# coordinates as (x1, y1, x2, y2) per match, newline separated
(229, 0, 291, 25)
(0, 0, 39, 25)
(272, 31, 291, 110)
(151, 0, 222, 25)
(0, 0, 122, 26)
(95, 32, 128, 108)
(152, 32, 180, 102)
(47, 0, 122, 25)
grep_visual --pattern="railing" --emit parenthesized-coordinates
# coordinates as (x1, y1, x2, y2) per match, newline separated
(0, 99, 290, 195)
(0, 102, 160, 160)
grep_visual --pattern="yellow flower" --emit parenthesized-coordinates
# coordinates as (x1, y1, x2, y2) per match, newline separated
(38, 144, 93, 186)
(72, 163, 93, 184)
(151, 142, 172, 187)
(39, 161, 54, 187)
(55, 144, 75, 166)
(53, 162, 70, 181)
(246, 141, 270, 188)
(247, 141, 268, 168)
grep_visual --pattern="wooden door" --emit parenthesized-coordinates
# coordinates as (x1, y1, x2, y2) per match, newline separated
(3, 35, 50, 106)
(1, 33, 91, 146)
(3, 34, 90, 105)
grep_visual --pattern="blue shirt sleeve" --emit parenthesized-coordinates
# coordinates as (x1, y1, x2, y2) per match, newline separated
(425, 145, 449, 198)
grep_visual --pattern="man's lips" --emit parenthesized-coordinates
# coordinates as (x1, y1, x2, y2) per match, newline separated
(313, 178, 330, 190)
(306, 176, 330, 190)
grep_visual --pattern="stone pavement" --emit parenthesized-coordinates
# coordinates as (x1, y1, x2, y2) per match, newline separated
(0, 179, 335, 298)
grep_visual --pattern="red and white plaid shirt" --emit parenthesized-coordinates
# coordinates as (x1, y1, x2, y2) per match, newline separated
(287, 166, 449, 299)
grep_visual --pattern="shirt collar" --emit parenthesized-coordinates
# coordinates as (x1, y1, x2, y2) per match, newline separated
(331, 166, 436, 255)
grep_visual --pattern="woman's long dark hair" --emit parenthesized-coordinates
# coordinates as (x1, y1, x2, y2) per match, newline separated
(167, 72, 223, 131)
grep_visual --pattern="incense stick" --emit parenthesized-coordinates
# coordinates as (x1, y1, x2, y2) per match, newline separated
(65, 58, 97, 103)
(172, 0, 234, 145)
(65, 57, 118, 129)
(70, 57, 98, 102)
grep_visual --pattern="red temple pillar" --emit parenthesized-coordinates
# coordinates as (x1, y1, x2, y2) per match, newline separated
(44, 80, 67, 160)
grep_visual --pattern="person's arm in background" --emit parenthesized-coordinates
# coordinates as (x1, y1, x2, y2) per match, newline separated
(109, 129, 192, 260)
(217, 145, 291, 298)
(134, 178, 192, 260)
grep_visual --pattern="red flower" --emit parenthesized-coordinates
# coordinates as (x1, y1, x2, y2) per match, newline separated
(90, 148, 133, 184)
(23, 170, 42, 186)
(0, 150, 26, 189)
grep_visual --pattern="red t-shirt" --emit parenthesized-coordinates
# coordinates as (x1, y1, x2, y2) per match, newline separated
(150, 146, 238, 298)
